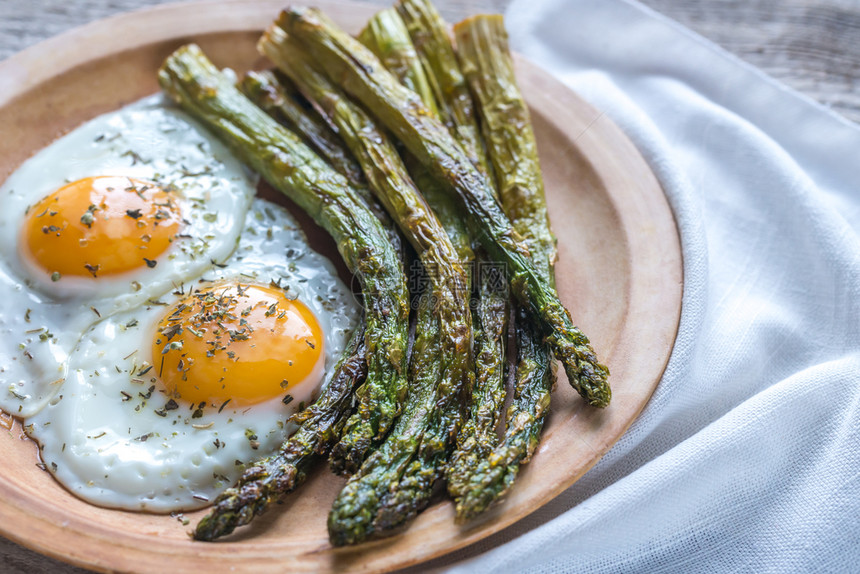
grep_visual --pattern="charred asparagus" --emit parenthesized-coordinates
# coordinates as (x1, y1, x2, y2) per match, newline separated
(193, 324, 367, 540)
(358, 5, 510, 527)
(276, 7, 610, 408)
(238, 70, 364, 187)
(158, 45, 410, 473)
(452, 14, 558, 519)
(327, 294, 442, 545)
(395, 0, 490, 176)
(260, 27, 472, 482)
(358, 8, 439, 120)
(259, 26, 472, 541)
(379, 1, 513, 502)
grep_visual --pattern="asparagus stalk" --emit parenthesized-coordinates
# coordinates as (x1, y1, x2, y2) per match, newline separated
(193, 324, 367, 540)
(260, 28, 472, 482)
(407, 160, 473, 261)
(239, 69, 409, 264)
(357, 6, 508, 529)
(158, 45, 410, 461)
(277, 8, 610, 408)
(357, 9, 473, 264)
(258, 30, 469, 313)
(451, 14, 559, 519)
(384, 0, 511, 503)
(358, 8, 439, 120)
(356, 8, 468, 526)
(456, 306, 554, 519)
(259, 26, 472, 542)
(445, 263, 508, 499)
(455, 15, 556, 278)
(395, 0, 490, 177)
(238, 70, 365, 187)
(359, 4, 507, 530)
(327, 294, 442, 546)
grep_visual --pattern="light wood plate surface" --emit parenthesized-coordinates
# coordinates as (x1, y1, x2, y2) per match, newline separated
(0, 1, 682, 572)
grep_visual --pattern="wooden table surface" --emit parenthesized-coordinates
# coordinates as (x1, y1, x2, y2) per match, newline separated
(0, 0, 857, 572)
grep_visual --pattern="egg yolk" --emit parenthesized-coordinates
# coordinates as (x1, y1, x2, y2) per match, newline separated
(21, 176, 181, 279)
(152, 283, 324, 407)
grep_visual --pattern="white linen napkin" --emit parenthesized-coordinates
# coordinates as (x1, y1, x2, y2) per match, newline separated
(437, 0, 860, 571)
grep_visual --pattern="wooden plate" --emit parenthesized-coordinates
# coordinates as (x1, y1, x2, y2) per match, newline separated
(0, 1, 682, 572)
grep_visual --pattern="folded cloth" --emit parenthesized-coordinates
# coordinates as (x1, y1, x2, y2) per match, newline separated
(439, 0, 860, 571)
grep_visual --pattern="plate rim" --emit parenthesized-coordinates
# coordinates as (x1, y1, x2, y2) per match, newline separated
(0, 1, 683, 572)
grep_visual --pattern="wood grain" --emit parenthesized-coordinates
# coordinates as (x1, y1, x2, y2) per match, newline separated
(1, 0, 858, 123)
(641, 0, 860, 123)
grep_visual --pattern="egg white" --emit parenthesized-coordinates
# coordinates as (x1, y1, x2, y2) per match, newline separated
(0, 94, 257, 417)
(26, 199, 359, 511)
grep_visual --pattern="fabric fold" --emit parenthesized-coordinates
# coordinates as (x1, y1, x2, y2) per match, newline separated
(436, 0, 860, 571)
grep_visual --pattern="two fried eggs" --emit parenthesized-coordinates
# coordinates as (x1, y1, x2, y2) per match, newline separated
(0, 95, 358, 511)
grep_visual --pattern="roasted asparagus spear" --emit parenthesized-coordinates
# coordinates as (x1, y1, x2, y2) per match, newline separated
(238, 69, 364, 187)
(455, 15, 556, 277)
(358, 8, 472, 263)
(158, 44, 410, 469)
(380, 0, 512, 502)
(456, 305, 554, 519)
(358, 8, 439, 120)
(357, 4, 508, 527)
(276, 7, 610, 408)
(259, 26, 473, 542)
(260, 26, 472, 478)
(445, 262, 508, 500)
(239, 69, 408, 256)
(327, 294, 442, 546)
(395, 0, 490, 176)
(452, 14, 558, 519)
(193, 324, 367, 540)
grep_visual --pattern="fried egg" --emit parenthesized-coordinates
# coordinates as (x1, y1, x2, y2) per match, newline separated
(0, 95, 257, 416)
(26, 199, 359, 511)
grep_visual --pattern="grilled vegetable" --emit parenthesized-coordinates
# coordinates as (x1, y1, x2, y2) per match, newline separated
(158, 45, 410, 469)
(193, 324, 368, 540)
(260, 26, 472, 541)
(395, 0, 489, 176)
(327, 294, 442, 546)
(238, 70, 364, 187)
(358, 8, 439, 120)
(239, 69, 408, 260)
(446, 263, 508, 500)
(357, 8, 473, 264)
(456, 15, 556, 278)
(357, 5, 509, 528)
(456, 306, 554, 519)
(379, 1, 512, 502)
(277, 7, 610, 408)
(260, 28, 472, 482)
(451, 14, 558, 519)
